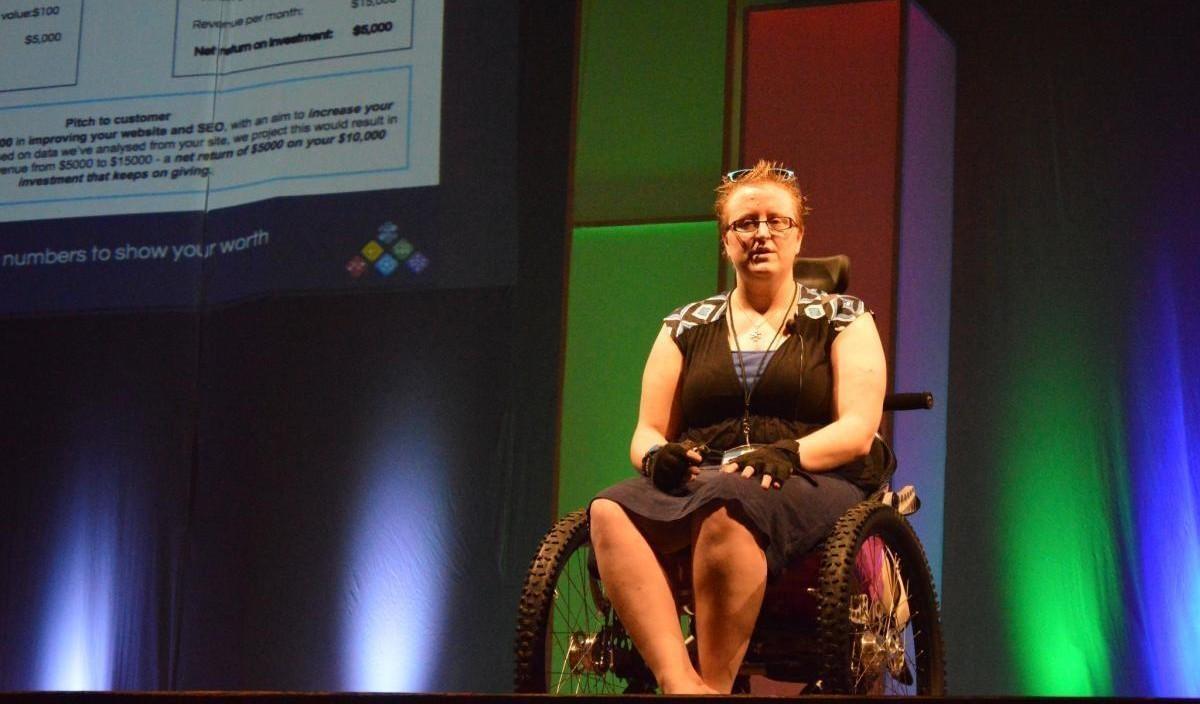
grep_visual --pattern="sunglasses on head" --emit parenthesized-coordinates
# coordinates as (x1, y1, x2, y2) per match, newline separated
(724, 167, 796, 182)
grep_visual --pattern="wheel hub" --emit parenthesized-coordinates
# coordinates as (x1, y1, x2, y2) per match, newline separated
(849, 592, 912, 686)
(566, 631, 610, 675)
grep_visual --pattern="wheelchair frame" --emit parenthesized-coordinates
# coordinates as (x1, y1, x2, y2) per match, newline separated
(513, 399, 946, 695)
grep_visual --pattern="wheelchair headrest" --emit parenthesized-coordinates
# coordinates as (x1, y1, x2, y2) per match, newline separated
(793, 255, 850, 293)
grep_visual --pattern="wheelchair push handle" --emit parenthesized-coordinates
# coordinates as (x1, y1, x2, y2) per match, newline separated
(884, 391, 934, 412)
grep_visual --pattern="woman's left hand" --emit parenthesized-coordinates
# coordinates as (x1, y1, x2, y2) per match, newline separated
(721, 440, 802, 490)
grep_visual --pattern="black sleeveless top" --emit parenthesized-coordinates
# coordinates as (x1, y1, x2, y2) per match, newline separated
(662, 283, 882, 490)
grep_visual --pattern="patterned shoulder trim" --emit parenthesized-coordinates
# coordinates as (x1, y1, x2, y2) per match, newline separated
(795, 284, 869, 332)
(663, 291, 729, 338)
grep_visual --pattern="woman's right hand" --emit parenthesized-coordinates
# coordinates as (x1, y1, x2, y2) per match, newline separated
(645, 441, 703, 491)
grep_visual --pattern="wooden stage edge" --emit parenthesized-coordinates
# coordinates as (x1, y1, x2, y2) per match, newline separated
(0, 693, 1188, 703)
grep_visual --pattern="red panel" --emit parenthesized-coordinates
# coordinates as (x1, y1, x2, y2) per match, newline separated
(743, 1, 901, 357)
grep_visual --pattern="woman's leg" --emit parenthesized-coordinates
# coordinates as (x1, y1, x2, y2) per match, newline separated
(690, 503, 768, 693)
(588, 499, 714, 694)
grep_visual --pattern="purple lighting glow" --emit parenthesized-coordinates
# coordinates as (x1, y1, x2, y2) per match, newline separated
(1128, 245, 1200, 696)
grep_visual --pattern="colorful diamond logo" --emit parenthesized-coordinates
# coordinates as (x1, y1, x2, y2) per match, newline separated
(374, 253, 399, 276)
(406, 251, 429, 273)
(361, 240, 384, 262)
(346, 255, 368, 278)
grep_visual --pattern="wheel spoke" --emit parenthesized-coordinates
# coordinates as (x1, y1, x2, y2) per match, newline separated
(845, 531, 924, 694)
(543, 541, 630, 693)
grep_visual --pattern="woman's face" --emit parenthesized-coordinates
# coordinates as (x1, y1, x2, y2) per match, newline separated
(721, 182, 803, 279)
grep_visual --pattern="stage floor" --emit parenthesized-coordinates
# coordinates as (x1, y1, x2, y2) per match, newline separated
(0, 693, 1185, 704)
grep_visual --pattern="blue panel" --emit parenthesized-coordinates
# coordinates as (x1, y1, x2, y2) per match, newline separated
(892, 0, 955, 587)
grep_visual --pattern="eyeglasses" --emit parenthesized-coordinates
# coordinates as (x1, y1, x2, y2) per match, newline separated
(724, 167, 796, 182)
(726, 216, 799, 235)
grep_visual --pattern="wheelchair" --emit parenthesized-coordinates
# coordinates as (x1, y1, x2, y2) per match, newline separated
(513, 256, 946, 695)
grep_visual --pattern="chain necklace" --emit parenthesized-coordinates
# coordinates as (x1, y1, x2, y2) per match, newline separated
(727, 281, 799, 446)
(735, 299, 782, 349)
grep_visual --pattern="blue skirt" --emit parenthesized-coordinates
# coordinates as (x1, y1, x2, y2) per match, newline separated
(592, 468, 865, 577)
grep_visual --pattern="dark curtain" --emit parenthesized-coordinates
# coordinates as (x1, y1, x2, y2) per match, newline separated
(922, 0, 1199, 695)
(0, 314, 198, 689)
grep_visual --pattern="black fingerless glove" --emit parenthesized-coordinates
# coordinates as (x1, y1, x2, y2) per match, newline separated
(643, 441, 699, 492)
(733, 439, 803, 483)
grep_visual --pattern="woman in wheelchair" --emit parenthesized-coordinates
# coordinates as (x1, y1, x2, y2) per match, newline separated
(588, 161, 888, 694)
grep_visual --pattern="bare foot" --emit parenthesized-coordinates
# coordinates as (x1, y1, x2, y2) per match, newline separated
(660, 676, 720, 695)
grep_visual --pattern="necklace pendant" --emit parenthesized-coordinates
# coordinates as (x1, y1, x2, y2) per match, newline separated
(749, 328, 763, 343)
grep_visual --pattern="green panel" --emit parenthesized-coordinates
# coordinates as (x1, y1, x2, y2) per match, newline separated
(574, 0, 728, 223)
(997, 325, 1127, 694)
(557, 221, 718, 515)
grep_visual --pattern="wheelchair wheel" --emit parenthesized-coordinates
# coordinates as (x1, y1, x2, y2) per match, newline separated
(513, 509, 656, 694)
(816, 501, 946, 695)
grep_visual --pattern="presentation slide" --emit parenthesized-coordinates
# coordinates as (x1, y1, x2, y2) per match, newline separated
(0, 0, 459, 315)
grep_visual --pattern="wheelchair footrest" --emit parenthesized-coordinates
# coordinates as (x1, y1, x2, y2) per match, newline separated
(880, 484, 921, 515)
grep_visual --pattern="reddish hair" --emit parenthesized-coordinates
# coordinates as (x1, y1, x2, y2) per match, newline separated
(714, 159, 809, 233)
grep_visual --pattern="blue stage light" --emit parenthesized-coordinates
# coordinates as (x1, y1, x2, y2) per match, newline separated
(35, 482, 117, 691)
(341, 440, 448, 692)
(1130, 252, 1200, 696)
